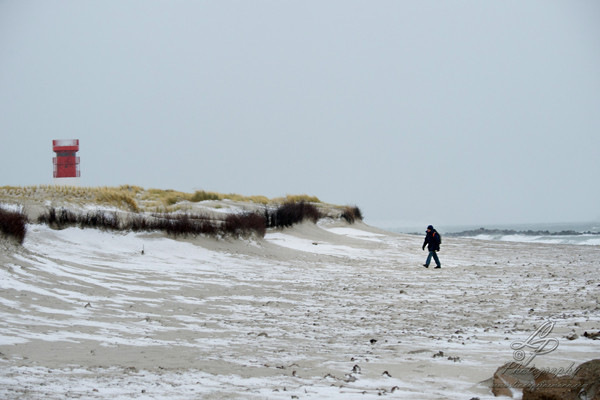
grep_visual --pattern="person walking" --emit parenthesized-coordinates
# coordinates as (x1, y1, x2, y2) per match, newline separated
(422, 225, 441, 268)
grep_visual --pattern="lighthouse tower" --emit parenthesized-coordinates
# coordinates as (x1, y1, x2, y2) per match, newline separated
(52, 139, 80, 185)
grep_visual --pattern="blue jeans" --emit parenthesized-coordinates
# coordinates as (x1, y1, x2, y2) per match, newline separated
(426, 251, 441, 267)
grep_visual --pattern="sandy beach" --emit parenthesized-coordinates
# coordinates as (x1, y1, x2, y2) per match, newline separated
(1, 217, 599, 399)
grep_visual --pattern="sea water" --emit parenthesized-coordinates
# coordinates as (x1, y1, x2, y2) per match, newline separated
(376, 221, 600, 246)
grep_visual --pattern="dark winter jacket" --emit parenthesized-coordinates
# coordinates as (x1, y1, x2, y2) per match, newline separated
(423, 229, 441, 251)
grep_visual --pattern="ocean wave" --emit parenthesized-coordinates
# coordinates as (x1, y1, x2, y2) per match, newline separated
(463, 233, 600, 246)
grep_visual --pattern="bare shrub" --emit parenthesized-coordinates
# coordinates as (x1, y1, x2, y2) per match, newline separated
(38, 208, 121, 231)
(224, 212, 266, 238)
(35, 200, 356, 239)
(38, 207, 79, 229)
(0, 208, 27, 244)
(82, 211, 120, 230)
(267, 201, 322, 228)
(127, 214, 152, 232)
(341, 206, 363, 224)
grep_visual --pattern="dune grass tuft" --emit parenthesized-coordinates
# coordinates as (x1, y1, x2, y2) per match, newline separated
(190, 190, 222, 202)
(0, 185, 324, 213)
(273, 194, 321, 204)
(95, 190, 140, 212)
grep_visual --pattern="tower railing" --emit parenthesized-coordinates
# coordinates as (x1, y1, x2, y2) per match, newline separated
(53, 139, 79, 147)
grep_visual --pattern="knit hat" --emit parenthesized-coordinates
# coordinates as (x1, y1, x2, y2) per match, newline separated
(427, 225, 434, 230)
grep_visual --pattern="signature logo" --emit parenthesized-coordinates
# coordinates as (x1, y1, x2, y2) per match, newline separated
(510, 321, 559, 366)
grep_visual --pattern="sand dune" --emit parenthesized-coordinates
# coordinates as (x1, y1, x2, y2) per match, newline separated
(1, 219, 599, 399)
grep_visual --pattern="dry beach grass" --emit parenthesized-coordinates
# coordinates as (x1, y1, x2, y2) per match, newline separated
(0, 189, 599, 399)
(0, 185, 323, 215)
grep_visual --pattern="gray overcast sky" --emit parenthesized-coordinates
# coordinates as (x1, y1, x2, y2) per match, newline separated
(1, 1, 599, 228)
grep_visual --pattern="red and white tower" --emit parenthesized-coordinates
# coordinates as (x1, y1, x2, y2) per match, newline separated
(53, 139, 80, 182)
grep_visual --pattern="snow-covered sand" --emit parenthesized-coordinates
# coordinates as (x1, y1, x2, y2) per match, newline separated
(1, 220, 599, 399)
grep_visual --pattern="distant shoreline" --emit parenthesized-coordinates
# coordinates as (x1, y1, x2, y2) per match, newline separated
(373, 221, 600, 246)
(446, 227, 600, 237)
(372, 221, 600, 235)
